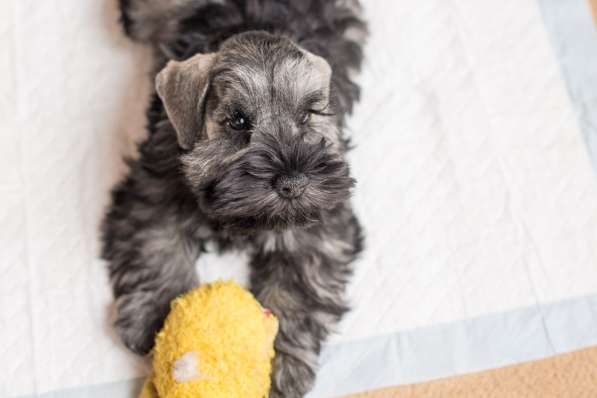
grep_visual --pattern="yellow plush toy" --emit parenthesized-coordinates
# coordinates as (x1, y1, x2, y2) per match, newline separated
(139, 281, 278, 398)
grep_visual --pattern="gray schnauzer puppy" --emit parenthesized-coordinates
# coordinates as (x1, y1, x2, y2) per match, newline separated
(102, 0, 366, 396)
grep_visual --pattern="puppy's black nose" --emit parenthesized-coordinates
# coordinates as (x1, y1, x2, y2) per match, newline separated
(275, 174, 309, 199)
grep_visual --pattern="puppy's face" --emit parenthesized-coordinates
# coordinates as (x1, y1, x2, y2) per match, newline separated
(157, 32, 353, 230)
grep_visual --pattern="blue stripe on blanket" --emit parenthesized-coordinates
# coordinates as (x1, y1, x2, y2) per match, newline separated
(310, 294, 597, 397)
(539, 0, 597, 174)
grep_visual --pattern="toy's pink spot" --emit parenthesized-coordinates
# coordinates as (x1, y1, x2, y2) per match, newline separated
(263, 308, 272, 317)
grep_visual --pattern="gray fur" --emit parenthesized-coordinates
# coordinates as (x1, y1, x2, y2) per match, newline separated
(104, 1, 366, 396)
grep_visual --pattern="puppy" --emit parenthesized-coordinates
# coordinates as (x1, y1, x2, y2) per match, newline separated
(102, 1, 366, 396)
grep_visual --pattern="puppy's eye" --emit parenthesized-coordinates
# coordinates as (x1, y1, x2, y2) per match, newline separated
(228, 111, 251, 131)
(300, 111, 311, 125)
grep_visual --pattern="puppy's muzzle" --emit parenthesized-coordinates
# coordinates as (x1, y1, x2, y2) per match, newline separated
(275, 173, 309, 199)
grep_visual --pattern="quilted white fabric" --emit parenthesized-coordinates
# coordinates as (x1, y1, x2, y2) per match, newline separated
(1, 0, 597, 397)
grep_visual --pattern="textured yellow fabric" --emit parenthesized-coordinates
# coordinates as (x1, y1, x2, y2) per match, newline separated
(141, 281, 278, 398)
(344, 346, 597, 398)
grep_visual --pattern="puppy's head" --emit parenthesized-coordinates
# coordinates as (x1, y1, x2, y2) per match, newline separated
(156, 31, 353, 230)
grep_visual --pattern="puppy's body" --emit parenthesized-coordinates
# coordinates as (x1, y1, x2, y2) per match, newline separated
(103, 1, 366, 396)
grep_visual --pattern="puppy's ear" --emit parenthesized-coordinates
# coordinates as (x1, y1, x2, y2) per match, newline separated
(156, 53, 216, 150)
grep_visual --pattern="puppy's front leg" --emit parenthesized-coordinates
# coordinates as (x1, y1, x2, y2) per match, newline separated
(251, 216, 362, 397)
(251, 252, 348, 397)
(102, 167, 203, 355)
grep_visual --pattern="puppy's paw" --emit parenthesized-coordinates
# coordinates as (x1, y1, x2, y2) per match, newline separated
(270, 351, 317, 398)
(114, 292, 167, 355)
